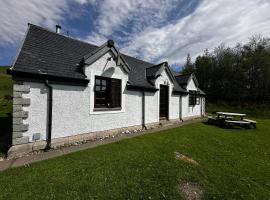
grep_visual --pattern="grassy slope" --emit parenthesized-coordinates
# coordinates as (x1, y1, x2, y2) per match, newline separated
(0, 120, 270, 199)
(0, 67, 12, 155)
(0, 66, 12, 117)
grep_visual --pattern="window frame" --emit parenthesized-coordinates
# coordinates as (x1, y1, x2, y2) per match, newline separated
(94, 76, 122, 111)
(189, 90, 199, 106)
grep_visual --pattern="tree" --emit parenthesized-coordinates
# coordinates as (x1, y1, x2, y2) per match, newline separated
(191, 35, 270, 105)
(181, 53, 195, 75)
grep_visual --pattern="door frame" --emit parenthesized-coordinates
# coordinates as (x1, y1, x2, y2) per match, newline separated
(159, 84, 169, 120)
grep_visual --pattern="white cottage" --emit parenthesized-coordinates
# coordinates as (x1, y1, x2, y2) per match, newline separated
(8, 24, 205, 155)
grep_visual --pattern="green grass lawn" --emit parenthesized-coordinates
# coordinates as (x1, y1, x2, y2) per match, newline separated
(0, 67, 269, 199)
(0, 119, 270, 199)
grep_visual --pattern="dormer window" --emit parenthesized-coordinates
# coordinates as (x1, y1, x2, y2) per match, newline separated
(94, 76, 121, 109)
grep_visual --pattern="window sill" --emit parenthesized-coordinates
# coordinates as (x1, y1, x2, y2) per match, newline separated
(93, 107, 122, 112)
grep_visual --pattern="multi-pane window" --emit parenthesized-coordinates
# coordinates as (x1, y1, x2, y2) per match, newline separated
(189, 90, 200, 106)
(94, 76, 121, 109)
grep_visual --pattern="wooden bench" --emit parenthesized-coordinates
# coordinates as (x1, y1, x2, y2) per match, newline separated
(243, 119, 257, 128)
(208, 116, 217, 120)
(218, 115, 233, 120)
(224, 120, 251, 128)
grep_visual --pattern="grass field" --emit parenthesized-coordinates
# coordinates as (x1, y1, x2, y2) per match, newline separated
(0, 67, 270, 199)
(0, 119, 269, 199)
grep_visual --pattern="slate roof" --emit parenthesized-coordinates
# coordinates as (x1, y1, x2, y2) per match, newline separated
(11, 24, 97, 81)
(175, 73, 205, 95)
(175, 74, 191, 86)
(146, 63, 163, 78)
(10, 24, 186, 92)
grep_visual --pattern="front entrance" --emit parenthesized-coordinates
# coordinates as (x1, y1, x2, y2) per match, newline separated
(159, 85, 169, 120)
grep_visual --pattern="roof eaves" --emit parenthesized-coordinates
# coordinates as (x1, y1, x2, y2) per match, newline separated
(7, 69, 89, 85)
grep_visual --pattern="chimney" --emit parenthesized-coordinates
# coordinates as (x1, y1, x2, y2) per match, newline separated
(56, 25, 61, 34)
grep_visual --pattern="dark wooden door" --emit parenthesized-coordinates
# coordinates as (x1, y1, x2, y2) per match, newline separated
(159, 85, 169, 120)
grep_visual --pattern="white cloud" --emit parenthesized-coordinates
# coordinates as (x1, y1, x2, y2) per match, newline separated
(0, 0, 70, 45)
(121, 0, 270, 66)
(86, 0, 179, 43)
(1, 0, 270, 67)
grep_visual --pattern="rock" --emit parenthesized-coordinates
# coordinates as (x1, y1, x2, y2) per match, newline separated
(178, 181, 203, 200)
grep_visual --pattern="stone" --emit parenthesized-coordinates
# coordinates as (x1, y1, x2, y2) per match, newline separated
(14, 84, 30, 92)
(13, 111, 28, 118)
(13, 124, 28, 132)
(13, 98, 30, 106)
(13, 136, 29, 145)
(13, 105, 22, 112)
(83, 133, 95, 141)
(12, 132, 23, 139)
(32, 141, 47, 151)
(178, 181, 203, 200)
(13, 118, 23, 125)
(13, 92, 22, 98)
(8, 143, 33, 158)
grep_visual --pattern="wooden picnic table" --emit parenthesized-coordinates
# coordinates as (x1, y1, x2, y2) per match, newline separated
(216, 112, 246, 120)
(208, 111, 256, 128)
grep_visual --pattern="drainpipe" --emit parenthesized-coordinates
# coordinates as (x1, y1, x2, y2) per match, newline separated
(200, 97, 202, 117)
(142, 91, 147, 130)
(179, 95, 183, 122)
(45, 80, 53, 150)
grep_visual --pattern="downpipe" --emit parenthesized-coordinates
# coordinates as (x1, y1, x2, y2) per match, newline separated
(179, 95, 183, 122)
(142, 91, 147, 130)
(45, 80, 53, 150)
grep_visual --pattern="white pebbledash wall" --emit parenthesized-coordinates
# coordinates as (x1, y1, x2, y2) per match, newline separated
(181, 77, 204, 119)
(20, 52, 204, 143)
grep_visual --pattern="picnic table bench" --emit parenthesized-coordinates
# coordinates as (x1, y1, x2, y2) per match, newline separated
(208, 112, 257, 128)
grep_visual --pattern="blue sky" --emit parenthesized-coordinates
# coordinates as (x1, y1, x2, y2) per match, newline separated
(1, 0, 270, 71)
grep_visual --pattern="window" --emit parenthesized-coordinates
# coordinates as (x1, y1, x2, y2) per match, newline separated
(189, 90, 200, 106)
(94, 76, 121, 109)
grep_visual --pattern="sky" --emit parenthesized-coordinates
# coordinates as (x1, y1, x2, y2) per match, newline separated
(0, 0, 270, 71)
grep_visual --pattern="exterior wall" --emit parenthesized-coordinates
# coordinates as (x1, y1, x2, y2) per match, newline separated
(145, 91, 158, 124)
(10, 53, 205, 150)
(23, 82, 48, 142)
(181, 77, 203, 119)
(170, 95, 180, 119)
(11, 81, 31, 145)
(21, 52, 145, 142)
(154, 69, 179, 120)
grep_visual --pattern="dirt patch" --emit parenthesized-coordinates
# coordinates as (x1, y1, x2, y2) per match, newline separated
(178, 180, 203, 200)
(174, 152, 199, 165)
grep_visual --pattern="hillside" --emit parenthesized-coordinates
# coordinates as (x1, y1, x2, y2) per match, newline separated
(0, 66, 12, 155)
(0, 66, 12, 116)
(0, 66, 12, 98)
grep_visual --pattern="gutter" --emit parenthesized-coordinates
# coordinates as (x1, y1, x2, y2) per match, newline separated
(45, 80, 53, 150)
(7, 69, 89, 85)
(126, 84, 158, 92)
